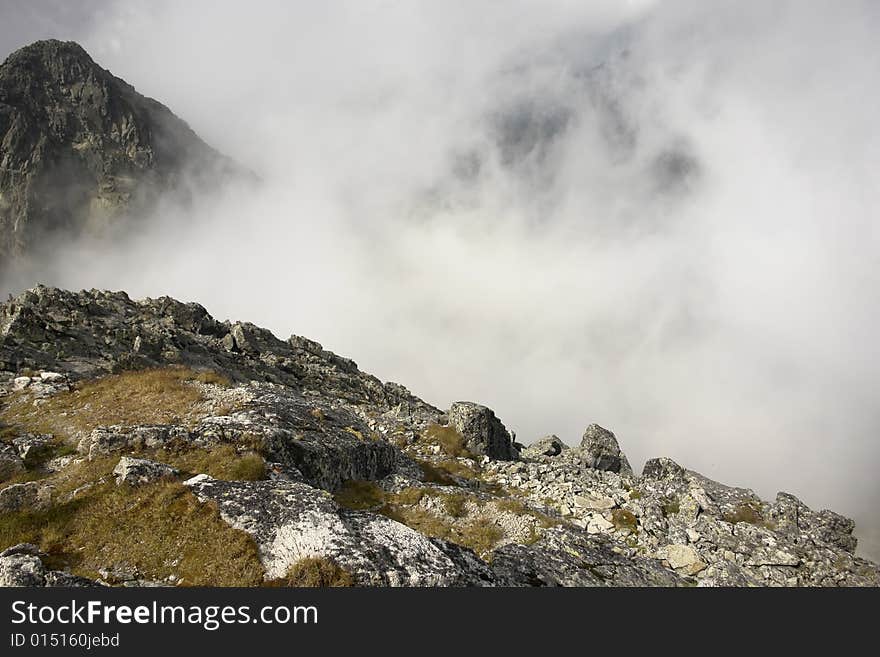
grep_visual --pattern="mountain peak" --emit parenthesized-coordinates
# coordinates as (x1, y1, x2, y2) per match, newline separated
(0, 40, 104, 94)
(3, 38, 93, 66)
(0, 40, 245, 264)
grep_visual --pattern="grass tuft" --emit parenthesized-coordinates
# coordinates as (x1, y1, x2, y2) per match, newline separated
(722, 501, 776, 529)
(332, 479, 386, 510)
(661, 497, 680, 517)
(440, 492, 468, 518)
(265, 557, 354, 587)
(611, 508, 638, 532)
(152, 445, 267, 482)
(422, 425, 472, 458)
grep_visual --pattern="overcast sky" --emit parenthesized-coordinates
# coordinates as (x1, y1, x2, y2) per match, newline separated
(1, 0, 879, 560)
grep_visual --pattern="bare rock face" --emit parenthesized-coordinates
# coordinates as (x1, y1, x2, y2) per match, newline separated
(447, 401, 518, 461)
(0, 40, 246, 262)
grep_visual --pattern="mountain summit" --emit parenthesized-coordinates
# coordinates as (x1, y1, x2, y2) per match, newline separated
(0, 40, 243, 261)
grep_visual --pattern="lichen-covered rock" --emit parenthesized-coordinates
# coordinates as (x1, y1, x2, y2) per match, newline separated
(0, 543, 44, 558)
(522, 435, 566, 458)
(241, 390, 401, 491)
(184, 475, 496, 586)
(0, 553, 46, 586)
(659, 544, 706, 575)
(447, 402, 518, 461)
(642, 456, 686, 480)
(579, 424, 633, 475)
(113, 457, 180, 486)
(12, 433, 52, 462)
(78, 425, 192, 460)
(0, 480, 52, 512)
(0, 444, 25, 479)
(12, 376, 31, 390)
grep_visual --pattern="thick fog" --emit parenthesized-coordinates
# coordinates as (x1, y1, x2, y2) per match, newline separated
(1, 1, 879, 560)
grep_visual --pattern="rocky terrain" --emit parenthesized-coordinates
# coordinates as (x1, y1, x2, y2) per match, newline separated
(0, 40, 246, 264)
(0, 285, 877, 587)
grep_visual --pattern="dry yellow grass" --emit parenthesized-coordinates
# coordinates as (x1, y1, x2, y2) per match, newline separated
(493, 497, 558, 529)
(333, 479, 503, 557)
(611, 508, 638, 532)
(332, 479, 386, 510)
(150, 444, 267, 482)
(0, 471, 265, 586)
(440, 492, 468, 518)
(417, 457, 480, 484)
(422, 424, 472, 458)
(382, 505, 503, 557)
(265, 557, 355, 587)
(0, 366, 231, 443)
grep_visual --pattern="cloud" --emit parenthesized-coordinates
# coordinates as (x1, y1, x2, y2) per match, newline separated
(2, 0, 879, 560)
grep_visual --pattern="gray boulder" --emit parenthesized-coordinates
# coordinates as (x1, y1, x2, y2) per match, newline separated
(522, 435, 567, 458)
(0, 444, 25, 480)
(12, 433, 53, 463)
(113, 457, 180, 486)
(0, 543, 44, 558)
(580, 424, 632, 475)
(447, 402, 518, 461)
(78, 425, 191, 460)
(0, 553, 45, 586)
(0, 481, 52, 512)
(642, 456, 686, 480)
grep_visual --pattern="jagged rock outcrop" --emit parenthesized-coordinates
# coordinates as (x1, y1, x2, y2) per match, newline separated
(485, 453, 880, 586)
(579, 423, 633, 475)
(0, 286, 877, 587)
(447, 401, 518, 460)
(0, 40, 246, 262)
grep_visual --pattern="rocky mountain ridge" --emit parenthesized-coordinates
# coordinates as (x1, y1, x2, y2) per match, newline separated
(0, 40, 245, 264)
(0, 285, 877, 587)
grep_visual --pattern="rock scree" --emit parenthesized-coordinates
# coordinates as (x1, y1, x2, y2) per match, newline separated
(0, 285, 877, 587)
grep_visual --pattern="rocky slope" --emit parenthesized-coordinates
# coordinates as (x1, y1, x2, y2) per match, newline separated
(0, 285, 877, 587)
(0, 40, 244, 263)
